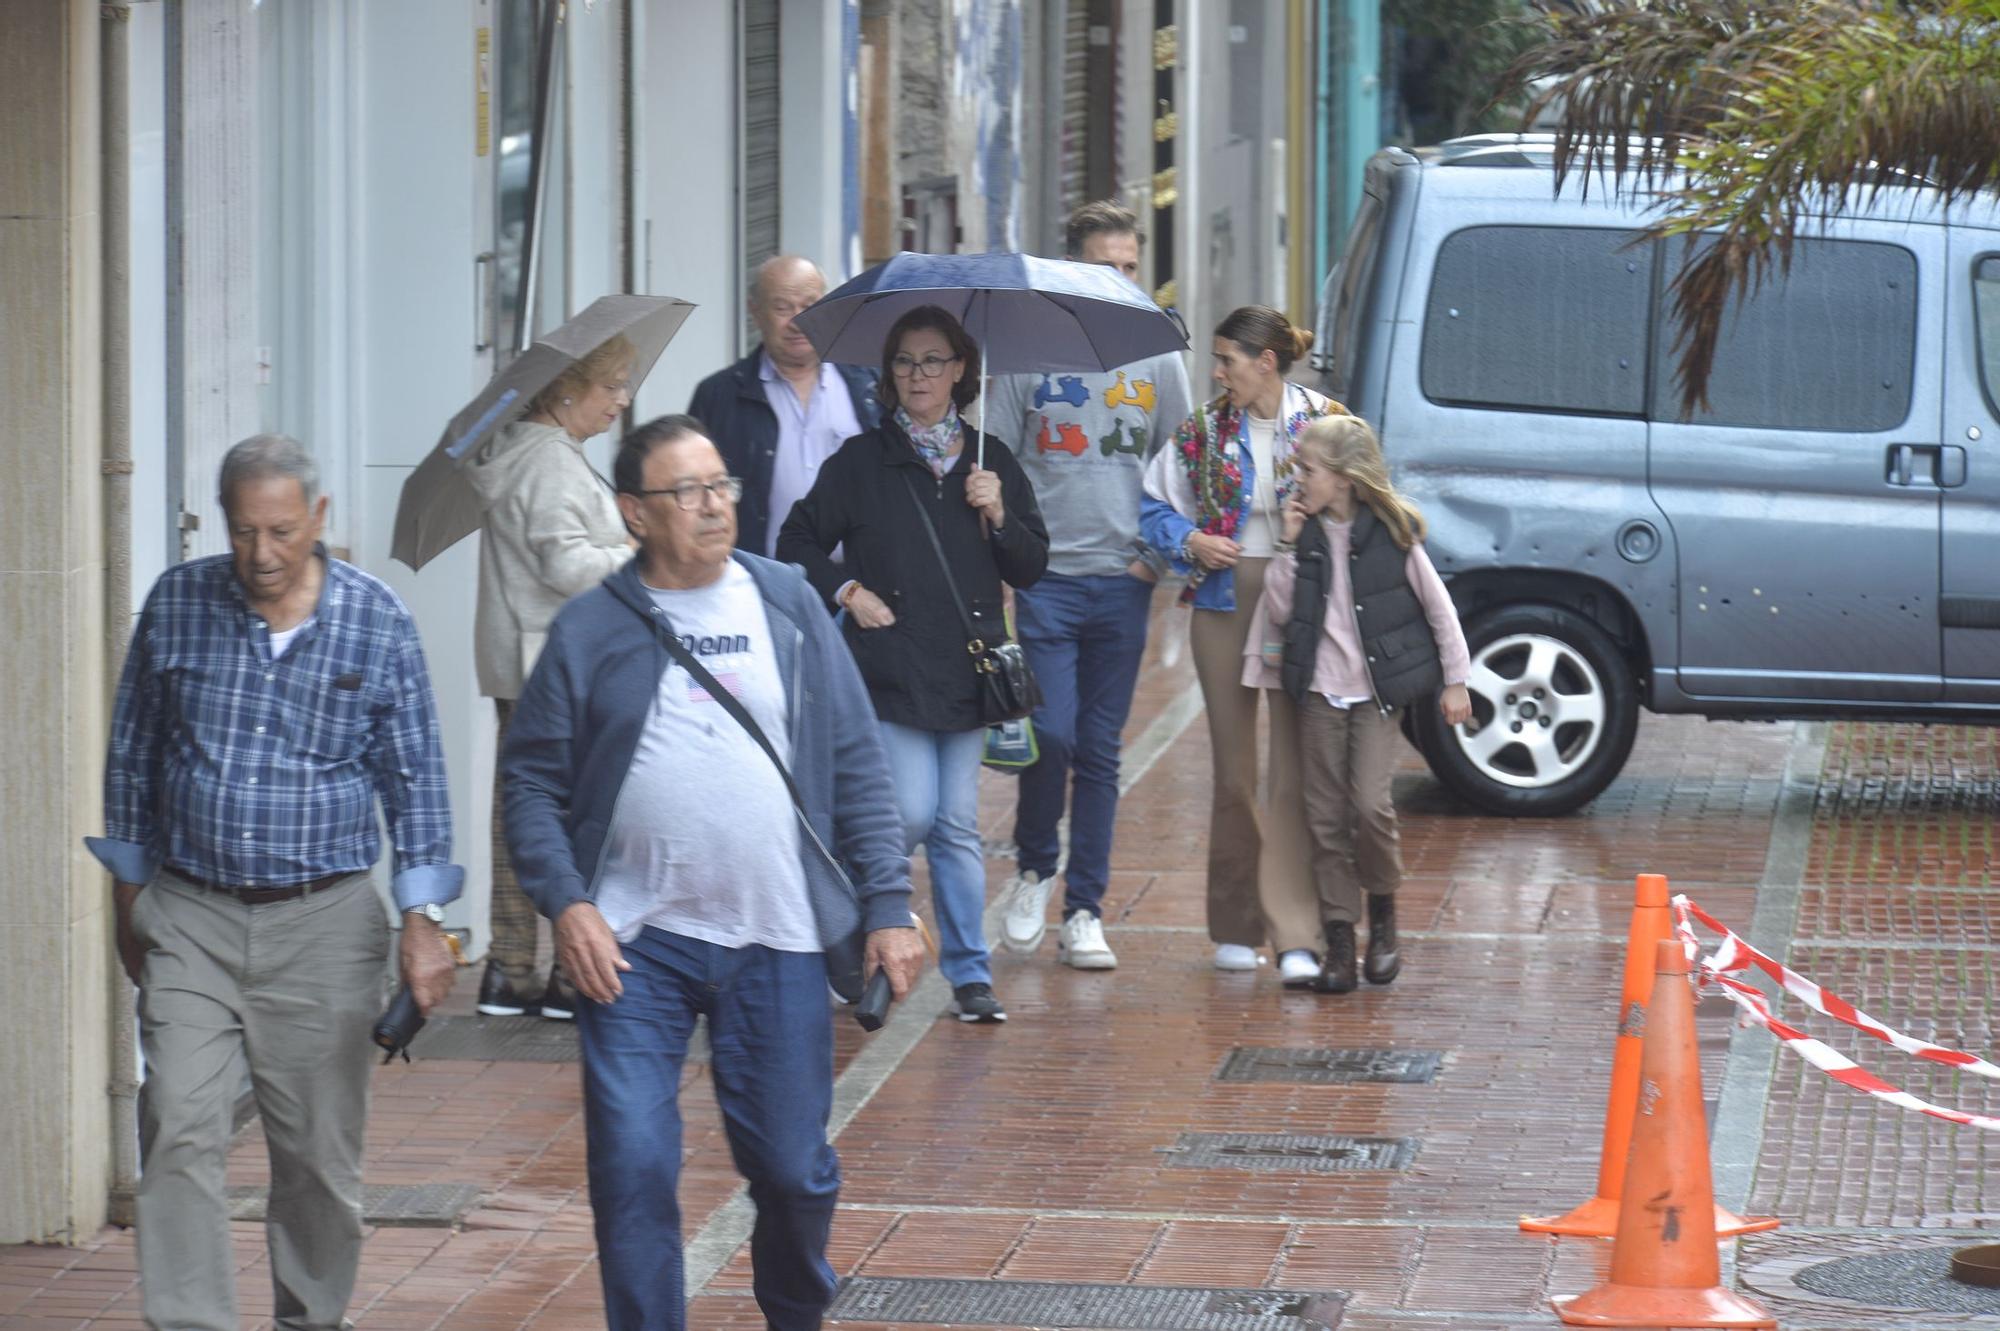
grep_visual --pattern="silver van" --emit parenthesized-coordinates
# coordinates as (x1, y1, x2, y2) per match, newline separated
(1314, 135, 2000, 815)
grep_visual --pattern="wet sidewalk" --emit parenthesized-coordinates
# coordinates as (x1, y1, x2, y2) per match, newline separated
(5, 601, 1999, 1330)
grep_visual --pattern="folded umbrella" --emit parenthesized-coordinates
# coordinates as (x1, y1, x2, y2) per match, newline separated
(792, 251, 1187, 465)
(391, 293, 695, 571)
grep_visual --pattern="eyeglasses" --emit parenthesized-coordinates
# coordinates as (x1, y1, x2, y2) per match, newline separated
(630, 476, 744, 511)
(890, 353, 961, 379)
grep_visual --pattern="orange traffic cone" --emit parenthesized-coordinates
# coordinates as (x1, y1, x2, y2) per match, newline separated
(1553, 939, 1778, 1328)
(1523, 873, 1778, 1240)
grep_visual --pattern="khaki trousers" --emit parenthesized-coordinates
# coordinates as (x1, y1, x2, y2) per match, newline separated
(489, 697, 542, 982)
(1188, 557, 1321, 955)
(132, 869, 388, 1331)
(1298, 695, 1406, 925)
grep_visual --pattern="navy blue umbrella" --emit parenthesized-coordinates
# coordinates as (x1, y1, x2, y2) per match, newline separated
(793, 250, 1188, 463)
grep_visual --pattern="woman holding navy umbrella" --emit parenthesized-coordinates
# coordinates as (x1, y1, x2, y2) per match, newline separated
(778, 305, 1048, 1025)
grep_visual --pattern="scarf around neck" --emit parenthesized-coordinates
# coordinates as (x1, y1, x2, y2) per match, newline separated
(895, 405, 964, 477)
(1176, 381, 1332, 538)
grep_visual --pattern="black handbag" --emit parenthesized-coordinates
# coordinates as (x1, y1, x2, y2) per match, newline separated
(899, 473, 1043, 726)
(653, 630, 891, 1025)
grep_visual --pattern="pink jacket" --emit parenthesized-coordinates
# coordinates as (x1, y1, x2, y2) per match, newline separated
(1241, 517, 1471, 700)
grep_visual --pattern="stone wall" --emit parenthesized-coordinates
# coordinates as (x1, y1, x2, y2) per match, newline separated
(0, 0, 113, 1245)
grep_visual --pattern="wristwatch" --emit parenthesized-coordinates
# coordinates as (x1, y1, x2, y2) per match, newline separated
(405, 902, 446, 925)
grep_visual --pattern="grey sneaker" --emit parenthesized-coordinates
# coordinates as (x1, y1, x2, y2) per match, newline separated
(998, 869, 1057, 953)
(950, 982, 1007, 1023)
(1057, 911, 1117, 970)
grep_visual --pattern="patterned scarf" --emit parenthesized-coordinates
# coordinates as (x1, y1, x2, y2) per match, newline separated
(895, 405, 963, 477)
(1174, 382, 1340, 537)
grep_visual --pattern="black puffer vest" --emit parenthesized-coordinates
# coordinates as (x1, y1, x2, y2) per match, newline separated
(1281, 505, 1443, 709)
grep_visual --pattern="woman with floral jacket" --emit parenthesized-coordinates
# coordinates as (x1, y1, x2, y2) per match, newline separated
(1140, 305, 1345, 988)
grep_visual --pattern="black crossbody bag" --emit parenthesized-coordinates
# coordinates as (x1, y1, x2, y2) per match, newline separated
(655, 630, 892, 1028)
(898, 473, 1042, 725)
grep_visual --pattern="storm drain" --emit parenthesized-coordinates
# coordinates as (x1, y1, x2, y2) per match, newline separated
(1215, 1047, 1442, 1085)
(1793, 1247, 2000, 1315)
(1160, 1132, 1418, 1172)
(403, 1016, 710, 1064)
(226, 1182, 482, 1227)
(827, 1277, 1346, 1329)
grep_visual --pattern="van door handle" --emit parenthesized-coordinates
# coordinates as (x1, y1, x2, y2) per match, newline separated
(1887, 444, 1915, 486)
(1885, 444, 1954, 488)
(1939, 445, 1967, 488)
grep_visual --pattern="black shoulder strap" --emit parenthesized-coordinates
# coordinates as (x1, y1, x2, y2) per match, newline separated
(897, 471, 982, 645)
(656, 629, 805, 814)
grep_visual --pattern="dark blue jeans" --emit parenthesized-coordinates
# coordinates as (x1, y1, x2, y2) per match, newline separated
(1012, 570, 1156, 917)
(577, 927, 839, 1331)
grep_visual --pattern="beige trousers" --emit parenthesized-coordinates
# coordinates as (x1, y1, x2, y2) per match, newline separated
(488, 697, 543, 981)
(1298, 694, 1407, 925)
(132, 869, 388, 1331)
(1188, 557, 1321, 955)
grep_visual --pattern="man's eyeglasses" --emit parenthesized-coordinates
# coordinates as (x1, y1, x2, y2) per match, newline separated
(630, 477, 744, 511)
(890, 353, 961, 379)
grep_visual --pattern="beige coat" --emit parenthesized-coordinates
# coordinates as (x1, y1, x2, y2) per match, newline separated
(471, 420, 631, 698)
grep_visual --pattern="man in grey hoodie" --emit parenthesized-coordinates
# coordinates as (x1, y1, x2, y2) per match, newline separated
(984, 201, 1193, 971)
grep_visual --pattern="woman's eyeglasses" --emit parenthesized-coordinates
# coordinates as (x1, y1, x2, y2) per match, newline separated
(890, 354, 961, 379)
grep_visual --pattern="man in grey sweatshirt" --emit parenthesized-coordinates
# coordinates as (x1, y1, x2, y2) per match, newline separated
(985, 200, 1193, 972)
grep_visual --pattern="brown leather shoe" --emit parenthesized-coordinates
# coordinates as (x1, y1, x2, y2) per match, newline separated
(1364, 894, 1401, 985)
(1315, 921, 1358, 994)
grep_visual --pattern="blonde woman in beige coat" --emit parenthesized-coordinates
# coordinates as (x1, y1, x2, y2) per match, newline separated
(470, 335, 636, 1018)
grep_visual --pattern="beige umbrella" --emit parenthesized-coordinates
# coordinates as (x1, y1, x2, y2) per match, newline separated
(391, 293, 695, 571)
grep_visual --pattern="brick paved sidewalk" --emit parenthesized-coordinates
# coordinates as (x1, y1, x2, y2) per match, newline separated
(7, 595, 1998, 1329)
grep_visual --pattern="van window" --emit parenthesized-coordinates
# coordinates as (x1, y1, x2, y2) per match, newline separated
(1651, 237, 1916, 431)
(1420, 226, 1650, 416)
(1315, 192, 1385, 397)
(1976, 256, 2000, 417)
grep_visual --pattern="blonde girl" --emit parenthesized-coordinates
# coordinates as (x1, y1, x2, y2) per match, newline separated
(1243, 416, 1471, 992)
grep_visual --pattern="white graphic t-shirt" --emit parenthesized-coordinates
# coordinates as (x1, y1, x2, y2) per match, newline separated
(591, 562, 817, 951)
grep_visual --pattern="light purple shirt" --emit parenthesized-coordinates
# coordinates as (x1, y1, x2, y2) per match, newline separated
(760, 354, 863, 558)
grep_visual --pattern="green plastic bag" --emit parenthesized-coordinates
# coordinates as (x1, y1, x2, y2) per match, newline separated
(983, 717, 1038, 770)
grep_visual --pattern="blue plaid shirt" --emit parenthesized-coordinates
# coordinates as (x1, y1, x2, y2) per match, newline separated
(86, 551, 463, 911)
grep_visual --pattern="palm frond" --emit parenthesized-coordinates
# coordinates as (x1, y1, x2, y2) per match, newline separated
(1505, 0, 2000, 414)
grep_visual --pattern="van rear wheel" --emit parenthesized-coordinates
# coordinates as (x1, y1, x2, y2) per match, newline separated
(1410, 603, 1638, 816)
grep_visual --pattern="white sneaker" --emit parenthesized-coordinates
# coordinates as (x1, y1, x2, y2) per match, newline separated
(998, 869, 1057, 953)
(1213, 943, 1263, 971)
(1057, 912, 1118, 970)
(1278, 949, 1322, 988)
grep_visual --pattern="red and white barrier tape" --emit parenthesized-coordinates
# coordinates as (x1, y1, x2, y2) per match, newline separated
(1671, 893, 2000, 1132)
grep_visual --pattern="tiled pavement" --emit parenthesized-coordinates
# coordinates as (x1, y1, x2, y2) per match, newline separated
(7, 595, 1999, 1330)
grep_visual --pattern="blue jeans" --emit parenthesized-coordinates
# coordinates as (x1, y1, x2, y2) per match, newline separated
(877, 721, 992, 987)
(578, 928, 839, 1331)
(1012, 571, 1156, 917)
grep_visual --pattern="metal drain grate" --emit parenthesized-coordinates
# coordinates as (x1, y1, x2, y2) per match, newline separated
(404, 1015, 709, 1063)
(1215, 1047, 1442, 1085)
(827, 1277, 1346, 1329)
(1793, 1247, 2000, 1315)
(226, 1182, 482, 1227)
(1160, 1133, 1418, 1172)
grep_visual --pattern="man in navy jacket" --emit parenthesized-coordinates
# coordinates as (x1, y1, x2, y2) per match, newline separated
(502, 413, 922, 1331)
(688, 255, 881, 558)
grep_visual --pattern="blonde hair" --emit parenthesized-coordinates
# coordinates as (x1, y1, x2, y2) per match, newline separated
(529, 333, 637, 417)
(1296, 415, 1426, 551)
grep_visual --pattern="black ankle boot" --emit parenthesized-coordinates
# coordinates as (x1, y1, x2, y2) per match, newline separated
(1315, 921, 1358, 994)
(1365, 894, 1401, 985)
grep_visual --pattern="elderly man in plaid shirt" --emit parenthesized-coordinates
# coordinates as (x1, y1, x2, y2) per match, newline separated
(87, 434, 461, 1331)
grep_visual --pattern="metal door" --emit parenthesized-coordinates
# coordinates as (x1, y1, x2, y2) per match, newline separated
(1648, 224, 1945, 702)
(1941, 233, 2000, 703)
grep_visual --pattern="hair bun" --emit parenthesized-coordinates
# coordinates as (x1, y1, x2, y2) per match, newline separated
(1291, 326, 1316, 360)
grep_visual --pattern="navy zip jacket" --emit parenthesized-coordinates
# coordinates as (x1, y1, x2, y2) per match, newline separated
(499, 552, 913, 951)
(688, 347, 881, 558)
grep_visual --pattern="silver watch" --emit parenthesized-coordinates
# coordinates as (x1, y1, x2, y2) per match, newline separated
(405, 902, 446, 925)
